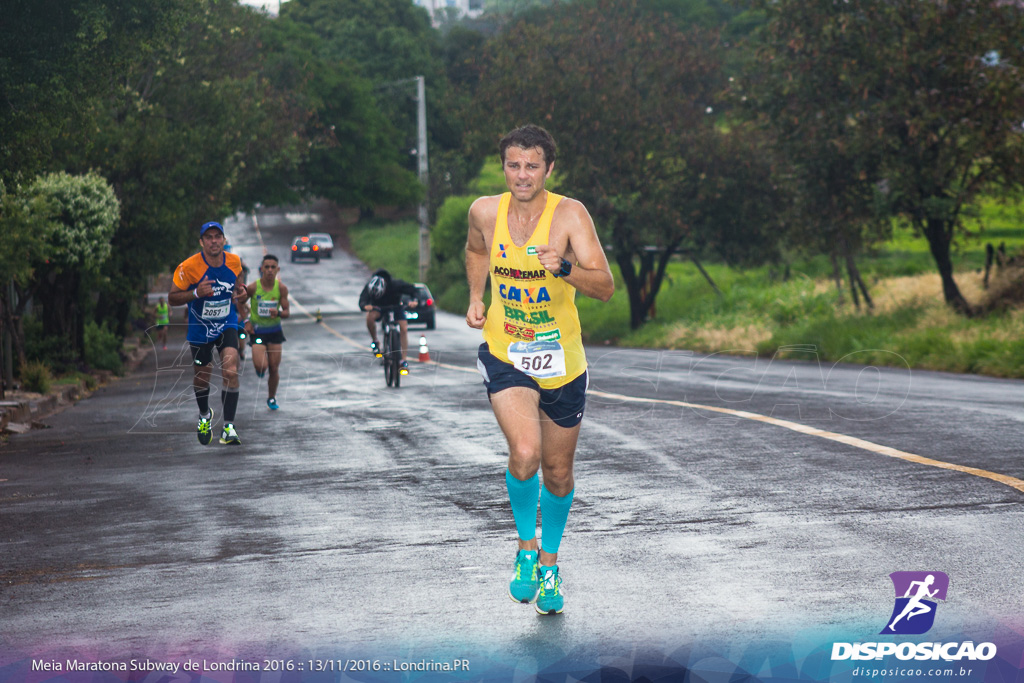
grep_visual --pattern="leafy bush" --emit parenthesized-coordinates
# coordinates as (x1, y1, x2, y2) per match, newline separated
(23, 315, 76, 372)
(428, 195, 476, 304)
(19, 361, 52, 394)
(84, 321, 123, 373)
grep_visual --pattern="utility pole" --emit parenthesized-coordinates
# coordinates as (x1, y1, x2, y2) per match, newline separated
(376, 75, 430, 281)
(1, 280, 13, 398)
(415, 75, 430, 283)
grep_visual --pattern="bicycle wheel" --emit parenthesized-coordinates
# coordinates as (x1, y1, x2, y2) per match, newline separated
(383, 323, 396, 387)
(389, 327, 402, 388)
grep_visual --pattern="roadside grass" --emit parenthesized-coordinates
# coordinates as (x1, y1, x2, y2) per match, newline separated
(345, 191, 1024, 378)
(468, 159, 507, 195)
(347, 219, 421, 283)
(584, 255, 1024, 378)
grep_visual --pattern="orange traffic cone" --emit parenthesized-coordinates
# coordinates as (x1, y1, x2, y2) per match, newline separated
(418, 335, 430, 362)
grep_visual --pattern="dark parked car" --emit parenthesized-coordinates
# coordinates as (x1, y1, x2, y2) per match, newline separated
(290, 235, 320, 263)
(403, 282, 436, 330)
(307, 232, 334, 258)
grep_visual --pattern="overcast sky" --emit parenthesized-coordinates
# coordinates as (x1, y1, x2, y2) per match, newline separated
(238, 0, 285, 15)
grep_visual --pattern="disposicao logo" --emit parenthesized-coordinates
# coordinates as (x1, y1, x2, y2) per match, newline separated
(881, 571, 948, 635)
(830, 571, 997, 663)
(498, 244, 508, 258)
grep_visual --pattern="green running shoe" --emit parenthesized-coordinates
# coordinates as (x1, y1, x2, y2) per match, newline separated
(535, 565, 564, 615)
(508, 549, 540, 604)
(197, 410, 214, 445)
(219, 422, 241, 445)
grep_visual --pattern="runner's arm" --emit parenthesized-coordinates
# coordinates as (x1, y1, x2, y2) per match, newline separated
(465, 198, 492, 329)
(168, 283, 194, 307)
(541, 200, 614, 302)
(232, 279, 249, 305)
(278, 283, 290, 318)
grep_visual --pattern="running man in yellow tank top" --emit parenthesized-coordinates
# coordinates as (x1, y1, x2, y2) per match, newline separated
(466, 125, 614, 615)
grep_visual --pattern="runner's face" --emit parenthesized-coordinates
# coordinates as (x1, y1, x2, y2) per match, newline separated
(503, 146, 552, 202)
(200, 230, 225, 258)
(261, 261, 279, 278)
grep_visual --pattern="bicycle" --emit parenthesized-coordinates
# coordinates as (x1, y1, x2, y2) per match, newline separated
(374, 305, 406, 388)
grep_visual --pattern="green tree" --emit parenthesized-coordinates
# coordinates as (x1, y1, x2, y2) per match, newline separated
(58, 0, 309, 333)
(282, 0, 475, 212)
(25, 172, 120, 367)
(748, 0, 1024, 314)
(0, 0, 189, 184)
(473, 0, 779, 328)
(260, 16, 420, 209)
(0, 182, 56, 368)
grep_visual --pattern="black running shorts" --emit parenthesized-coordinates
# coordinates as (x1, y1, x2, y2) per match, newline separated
(251, 328, 286, 345)
(189, 328, 239, 366)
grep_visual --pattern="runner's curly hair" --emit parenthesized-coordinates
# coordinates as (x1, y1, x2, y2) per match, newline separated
(499, 124, 556, 170)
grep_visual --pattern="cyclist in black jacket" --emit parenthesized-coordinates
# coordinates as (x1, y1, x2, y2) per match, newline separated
(359, 269, 419, 372)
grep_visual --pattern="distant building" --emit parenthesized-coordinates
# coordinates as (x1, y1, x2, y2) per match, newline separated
(412, 0, 484, 25)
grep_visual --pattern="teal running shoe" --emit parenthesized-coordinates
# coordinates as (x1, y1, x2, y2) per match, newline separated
(508, 549, 540, 604)
(535, 565, 564, 615)
(267, 397, 278, 411)
(197, 410, 214, 445)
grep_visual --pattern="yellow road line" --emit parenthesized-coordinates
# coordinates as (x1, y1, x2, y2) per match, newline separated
(289, 295, 367, 348)
(588, 389, 1024, 494)
(363, 331, 1024, 492)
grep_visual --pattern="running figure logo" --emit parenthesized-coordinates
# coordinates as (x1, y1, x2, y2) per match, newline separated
(881, 571, 949, 635)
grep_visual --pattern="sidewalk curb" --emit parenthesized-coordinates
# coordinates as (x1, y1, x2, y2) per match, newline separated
(1, 344, 153, 436)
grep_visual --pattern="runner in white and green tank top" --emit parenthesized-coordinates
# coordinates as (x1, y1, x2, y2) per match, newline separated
(244, 254, 290, 410)
(154, 297, 170, 350)
(250, 278, 283, 332)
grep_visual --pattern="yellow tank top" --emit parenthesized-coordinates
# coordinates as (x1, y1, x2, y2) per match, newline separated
(482, 191, 586, 389)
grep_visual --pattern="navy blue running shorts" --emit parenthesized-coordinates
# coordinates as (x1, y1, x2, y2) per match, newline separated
(477, 342, 588, 428)
(189, 327, 239, 366)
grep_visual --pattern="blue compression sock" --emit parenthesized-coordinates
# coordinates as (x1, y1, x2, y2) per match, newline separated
(540, 485, 575, 555)
(506, 470, 540, 542)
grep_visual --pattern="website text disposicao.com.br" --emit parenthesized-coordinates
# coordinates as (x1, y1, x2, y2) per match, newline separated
(837, 640, 995, 678)
(851, 665, 977, 678)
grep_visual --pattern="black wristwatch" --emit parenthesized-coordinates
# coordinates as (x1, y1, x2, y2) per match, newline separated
(554, 258, 573, 278)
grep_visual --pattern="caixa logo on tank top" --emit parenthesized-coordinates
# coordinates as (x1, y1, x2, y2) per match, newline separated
(499, 283, 551, 304)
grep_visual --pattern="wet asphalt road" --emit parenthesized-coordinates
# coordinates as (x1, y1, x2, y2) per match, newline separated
(2, 209, 1024, 678)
